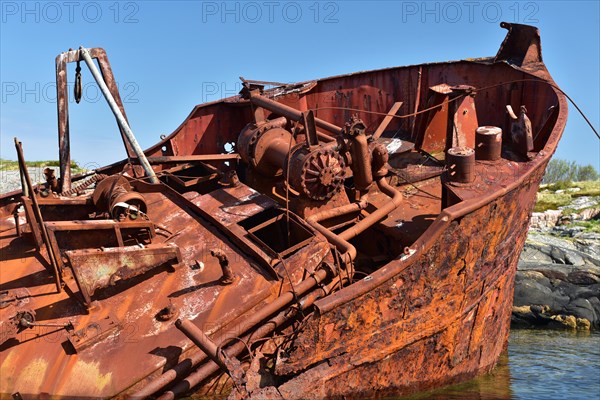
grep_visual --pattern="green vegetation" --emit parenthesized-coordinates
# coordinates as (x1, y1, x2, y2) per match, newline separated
(534, 192, 572, 212)
(572, 219, 600, 233)
(534, 181, 600, 213)
(0, 159, 81, 171)
(543, 159, 599, 184)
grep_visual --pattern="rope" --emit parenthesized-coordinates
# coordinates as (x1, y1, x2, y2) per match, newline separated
(307, 78, 599, 140)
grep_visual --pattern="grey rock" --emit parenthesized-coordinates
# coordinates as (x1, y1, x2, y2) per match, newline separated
(550, 246, 566, 264)
(574, 237, 600, 261)
(564, 250, 586, 266)
(513, 271, 570, 310)
(552, 225, 587, 237)
(559, 196, 600, 211)
(567, 270, 600, 285)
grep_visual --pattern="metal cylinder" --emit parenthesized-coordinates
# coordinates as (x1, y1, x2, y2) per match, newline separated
(475, 126, 502, 161)
(446, 147, 475, 183)
(237, 118, 295, 177)
(92, 175, 147, 220)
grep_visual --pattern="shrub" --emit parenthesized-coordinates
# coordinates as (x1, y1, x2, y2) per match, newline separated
(543, 159, 598, 184)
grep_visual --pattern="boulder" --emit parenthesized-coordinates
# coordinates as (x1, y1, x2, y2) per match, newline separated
(514, 194, 600, 330)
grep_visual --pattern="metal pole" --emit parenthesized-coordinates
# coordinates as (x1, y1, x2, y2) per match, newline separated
(14, 138, 62, 293)
(79, 46, 158, 184)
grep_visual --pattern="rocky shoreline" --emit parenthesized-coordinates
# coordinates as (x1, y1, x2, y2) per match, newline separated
(513, 191, 600, 331)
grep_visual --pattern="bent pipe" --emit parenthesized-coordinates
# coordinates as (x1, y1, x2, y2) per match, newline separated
(340, 177, 403, 240)
(306, 195, 369, 265)
(133, 267, 330, 398)
(153, 276, 337, 400)
(306, 177, 403, 265)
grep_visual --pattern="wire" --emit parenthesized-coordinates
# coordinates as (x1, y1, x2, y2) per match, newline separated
(391, 171, 442, 200)
(307, 78, 599, 140)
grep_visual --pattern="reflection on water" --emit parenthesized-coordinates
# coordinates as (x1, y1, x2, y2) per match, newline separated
(396, 330, 600, 400)
(508, 330, 600, 400)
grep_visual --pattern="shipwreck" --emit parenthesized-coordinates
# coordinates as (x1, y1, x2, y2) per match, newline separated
(0, 22, 567, 399)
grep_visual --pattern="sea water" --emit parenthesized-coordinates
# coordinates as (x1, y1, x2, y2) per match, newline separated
(398, 330, 600, 400)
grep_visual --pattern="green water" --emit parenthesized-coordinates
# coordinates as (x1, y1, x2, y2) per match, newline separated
(399, 330, 600, 400)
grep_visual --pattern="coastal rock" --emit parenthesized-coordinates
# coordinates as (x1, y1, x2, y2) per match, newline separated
(514, 192, 600, 330)
(530, 210, 562, 229)
(578, 207, 600, 221)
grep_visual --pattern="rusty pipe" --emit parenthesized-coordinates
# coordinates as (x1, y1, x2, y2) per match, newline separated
(156, 279, 337, 400)
(306, 177, 402, 264)
(249, 94, 337, 141)
(175, 319, 234, 377)
(307, 196, 368, 222)
(349, 133, 373, 192)
(134, 267, 330, 398)
(306, 195, 369, 265)
(339, 177, 402, 241)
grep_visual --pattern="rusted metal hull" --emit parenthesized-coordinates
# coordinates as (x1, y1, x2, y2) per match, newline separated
(0, 23, 567, 399)
(273, 167, 544, 399)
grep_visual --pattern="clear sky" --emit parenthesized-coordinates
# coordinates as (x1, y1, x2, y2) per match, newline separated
(1, 0, 598, 171)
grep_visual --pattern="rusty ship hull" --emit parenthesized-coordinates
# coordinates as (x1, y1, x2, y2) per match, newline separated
(0, 23, 567, 399)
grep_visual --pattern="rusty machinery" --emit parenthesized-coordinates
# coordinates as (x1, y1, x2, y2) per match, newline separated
(237, 91, 391, 204)
(235, 88, 404, 272)
(13, 140, 180, 309)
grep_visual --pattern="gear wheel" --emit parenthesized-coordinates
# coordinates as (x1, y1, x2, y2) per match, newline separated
(287, 145, 346, 201)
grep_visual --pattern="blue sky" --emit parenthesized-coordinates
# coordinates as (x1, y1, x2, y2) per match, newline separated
(1, 1, 598, 171)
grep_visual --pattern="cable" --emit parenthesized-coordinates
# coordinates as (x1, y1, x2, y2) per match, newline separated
(306, 78, 599, 140)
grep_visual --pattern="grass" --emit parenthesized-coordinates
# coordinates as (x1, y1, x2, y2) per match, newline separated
(572, 219, 600, 233)
(541, 181, 600, 197)
(534, 193, 572, 212)
(0, 159, 81, 171)
(534, 181, 600, 212)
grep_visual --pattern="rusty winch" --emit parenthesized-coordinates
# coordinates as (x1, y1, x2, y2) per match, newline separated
(92, 175, 148, 220)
